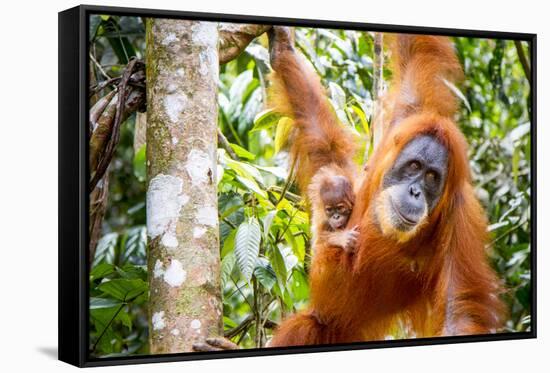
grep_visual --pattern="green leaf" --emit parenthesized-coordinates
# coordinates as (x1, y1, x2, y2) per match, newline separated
(270, 246, 287, 289)
(90, 306, 120, 354)
(262, 210, 277, 241)
(223, 316, 238, 329)
(221, 252, 236, 287)
(229, 143, 256, 160)
(285, 227, 305, 262)
(117, 309, 132, 330)
(254, 257, 277, 291)
(329, 82, 346, 109)
(133, 145, 146, 182)
(244, 44, 270, 71)
(251, 108, 282, 132)
(238, 88, 262, 133)
(116, 264, 147, 281)
(274, 117, 293, 153)
(229, 70, 254, 104)
(351, 104, 370, 135)
(255, 165, 288, 180)
(235, 175, 267, 199)
(235, 218, 261, 282)
(221, 229, 237, 258)
(290, 269, 310, 301)
(90, 297, 122, 309)
(223, 155, 264, 185)
(90, 263, 115, 281)
(101, 18, 136, 64)
(97, 278, 147, 302)
(122, 226, 147, 264)
(93, 232, 118, 266)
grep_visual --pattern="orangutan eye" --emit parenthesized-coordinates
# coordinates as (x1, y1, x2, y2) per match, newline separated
(426, 170, 438, 184)
(409, 161, 421, 171)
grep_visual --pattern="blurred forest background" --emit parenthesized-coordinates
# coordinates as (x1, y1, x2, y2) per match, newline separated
(88, 15, 532, 357)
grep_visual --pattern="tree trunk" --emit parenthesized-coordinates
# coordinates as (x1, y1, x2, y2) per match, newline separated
(145, 19, 222, 354)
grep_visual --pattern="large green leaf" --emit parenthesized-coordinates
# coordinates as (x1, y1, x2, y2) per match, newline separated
(122, 226, 146, 264)
(251, 108, 282, 132)
(90, 263, 115, 281)
(97, 278, 147, 302)
(235, 218, 261, 282)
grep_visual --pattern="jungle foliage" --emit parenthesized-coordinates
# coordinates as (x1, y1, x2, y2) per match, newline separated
(88, 15, 532, 356)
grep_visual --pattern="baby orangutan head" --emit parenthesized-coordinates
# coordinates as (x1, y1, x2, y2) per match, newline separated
(320, 175, 355, 230)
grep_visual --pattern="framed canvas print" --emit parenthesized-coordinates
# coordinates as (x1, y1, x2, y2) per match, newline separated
(58, 4, 536, 367)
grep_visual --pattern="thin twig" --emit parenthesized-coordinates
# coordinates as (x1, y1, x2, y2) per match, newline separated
(232, 277, 254, 310)
(275, 157, 297, 205)
(221, 217, 237, 229)
(275, 208, 299, 245)
(89, 77, 121, 96)
(487, 223, 525, 249)
(224, 315, 254, 339)
(218, 128, 239, 160)
(92, 303, 125, 352)
(267, 186, 302, 204)
(89, 52, 111, 80)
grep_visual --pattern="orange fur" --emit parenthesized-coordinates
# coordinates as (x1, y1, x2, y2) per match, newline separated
(267, 28, 358, 191)
(268, 29, 505, 347)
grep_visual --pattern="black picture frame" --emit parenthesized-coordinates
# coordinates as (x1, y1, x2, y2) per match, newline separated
(58, 4, 537, 368)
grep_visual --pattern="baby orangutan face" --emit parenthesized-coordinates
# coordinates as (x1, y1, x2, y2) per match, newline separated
(320, 175, 355, 230)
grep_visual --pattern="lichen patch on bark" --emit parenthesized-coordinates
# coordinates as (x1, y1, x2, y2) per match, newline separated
(196, 206, 218, 227)
(163, 93, 187, 124)
(191, 22, 217, 46)
(190, 319, 202, 330)
(162, 32, 177, 45)
(152, 311, 166, 330)
(146, 174, 189, 248)
(184, 149, 212, 186)
(193, 226, 207, 238)
(163, 259, 187, 287)
(154, 259, 165, 278)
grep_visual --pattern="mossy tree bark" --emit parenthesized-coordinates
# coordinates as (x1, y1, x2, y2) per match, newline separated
(145, 19, 222, 354)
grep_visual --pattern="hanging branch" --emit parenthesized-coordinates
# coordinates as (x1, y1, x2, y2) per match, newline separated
(88, 59, 146, 265)
(89, 174, 109, 263)
(514, 40, 531, 85)
(219, 24, 271, 64)
(89, 59, 146, 190)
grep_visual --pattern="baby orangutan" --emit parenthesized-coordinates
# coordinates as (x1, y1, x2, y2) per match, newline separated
(309, 165, 358, 253)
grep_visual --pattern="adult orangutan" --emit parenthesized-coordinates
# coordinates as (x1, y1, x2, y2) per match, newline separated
(267, 27, 505, 346)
